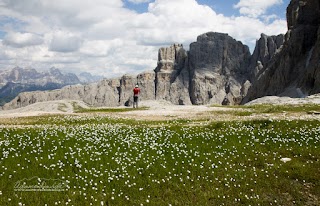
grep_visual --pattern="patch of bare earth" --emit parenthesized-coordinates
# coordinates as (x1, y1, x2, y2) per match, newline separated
(1, 99, 320, 124)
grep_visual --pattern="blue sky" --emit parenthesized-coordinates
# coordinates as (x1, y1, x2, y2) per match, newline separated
(198, 0, 288, 17)
(0, 0, 290, 77)
(124, 0, 289, 18)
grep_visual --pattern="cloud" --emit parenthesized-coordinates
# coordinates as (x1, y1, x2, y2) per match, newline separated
(128, 0, 151, 4)
(2, 32, 43, 48)
(49, 31, 83, 53)
(0, 48, 17, 60)
(234, 0, 283, 18)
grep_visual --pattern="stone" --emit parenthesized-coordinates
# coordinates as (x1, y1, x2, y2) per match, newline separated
(154, 43, 191, 105)
(243, 0, 320, 103)
(188, 32, 251, 105)
(249, 33, 284, 79)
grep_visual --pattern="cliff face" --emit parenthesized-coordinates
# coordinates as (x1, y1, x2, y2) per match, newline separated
(154, 44, 191, 105)
(249, 34, 284, 79)
(244, 0, 320, 102)
(189, 32, 251, 105)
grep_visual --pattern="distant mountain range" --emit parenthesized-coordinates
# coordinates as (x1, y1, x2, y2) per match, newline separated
(0, 67, 104, 106)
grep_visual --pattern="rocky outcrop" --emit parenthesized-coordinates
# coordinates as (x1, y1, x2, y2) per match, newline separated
(249, 33, 284, 79)
(189, 32, 251, 105)
(119, 72, 155, 106)
(152, 32, 255, 106)
(244, 0, 320, 102)
(153, 33, 253, 106)
(154, 44, 191, 105)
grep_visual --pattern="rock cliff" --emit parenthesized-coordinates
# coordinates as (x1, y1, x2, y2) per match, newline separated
(249, 33, 284, 79)
(189, 32, 251, 105)
(154, 44, 191, 105)
(244, 0, 320, 102)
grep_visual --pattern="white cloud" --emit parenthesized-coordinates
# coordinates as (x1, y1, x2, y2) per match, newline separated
(49, 31, 83, 53)
(234, 0, 283, 18)
(0, 46, 17, 60)
(128, 0, 151, 4)
(2, 32, 43, 48)
(0, 0, 289, 76)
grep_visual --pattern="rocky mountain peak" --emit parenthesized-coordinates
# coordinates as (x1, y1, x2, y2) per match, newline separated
(49, 67, 63, 77)
(243, 0, 320, 103)
(249, 33, 285, 79)
(287, 0, 320, 29)
(155, 43, 187, 73)
(79, 72, 104, 83)
(189, 32, 251, 105)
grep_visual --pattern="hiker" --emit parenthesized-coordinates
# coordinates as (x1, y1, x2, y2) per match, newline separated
(133, 84, 140, 108)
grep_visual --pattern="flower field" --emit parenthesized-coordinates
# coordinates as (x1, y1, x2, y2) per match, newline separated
(0, 115, 319, 205)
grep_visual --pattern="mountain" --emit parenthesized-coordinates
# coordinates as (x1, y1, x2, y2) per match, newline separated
(2, 0, 319, 110)
(0, 67, 80, 86)
(0, 67, 103, 106)
(78, 72, 104, 83)
(243, 0, 320, 102)
(0, 82, 65, 106)
(154, 34, 252, 106)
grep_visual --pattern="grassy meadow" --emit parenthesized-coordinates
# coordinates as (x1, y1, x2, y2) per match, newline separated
(0, 104, 319, 205)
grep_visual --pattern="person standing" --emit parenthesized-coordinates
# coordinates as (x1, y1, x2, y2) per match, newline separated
(133, 84, 140, 108)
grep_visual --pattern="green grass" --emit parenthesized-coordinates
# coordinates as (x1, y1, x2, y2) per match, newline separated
(0, 117, 319, 205)
(244, 104, 320, 114)
(74, 106, 149, 113)
(58, 103, 68, 112)
(213, 103, 320, 114)
(210, 110, 253, 116)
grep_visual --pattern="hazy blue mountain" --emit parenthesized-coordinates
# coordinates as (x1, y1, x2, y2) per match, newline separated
(0, 67, 103, 106)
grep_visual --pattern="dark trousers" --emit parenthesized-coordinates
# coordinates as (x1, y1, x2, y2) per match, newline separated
(133, 96, 139, 108)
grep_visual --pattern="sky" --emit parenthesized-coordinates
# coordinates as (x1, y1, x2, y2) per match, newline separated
(0, 0, 290, 78)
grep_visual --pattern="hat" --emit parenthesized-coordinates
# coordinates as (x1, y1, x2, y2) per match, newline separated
(135, 84, 139, 87)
